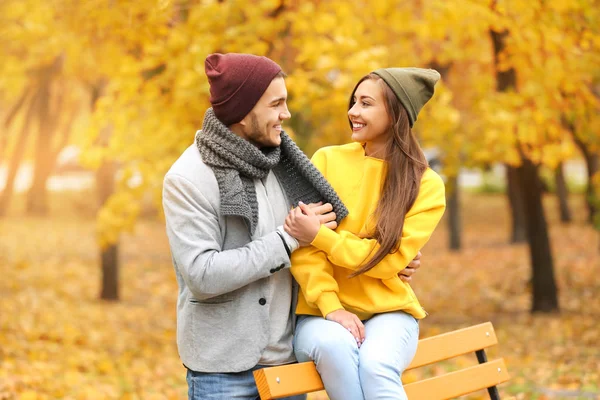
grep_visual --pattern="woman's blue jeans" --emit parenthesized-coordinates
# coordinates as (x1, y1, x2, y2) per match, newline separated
(293, 311, 419, 400)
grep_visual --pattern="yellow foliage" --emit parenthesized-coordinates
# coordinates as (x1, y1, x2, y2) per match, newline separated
(1, 0, 598, 246)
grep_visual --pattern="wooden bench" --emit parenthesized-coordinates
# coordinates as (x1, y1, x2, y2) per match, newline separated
(254, 322, 509, 399)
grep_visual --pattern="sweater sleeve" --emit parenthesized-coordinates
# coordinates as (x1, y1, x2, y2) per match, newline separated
(163, 173, 292, 301)
(290, 247, 345, 317)
(310, 169, 446, 280)
(289, 147, 345, 317)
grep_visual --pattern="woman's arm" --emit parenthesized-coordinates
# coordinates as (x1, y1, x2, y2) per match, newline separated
(290, 246, 344, 316)
(290, 243, 366, 344)
(286, 169, 446, 280)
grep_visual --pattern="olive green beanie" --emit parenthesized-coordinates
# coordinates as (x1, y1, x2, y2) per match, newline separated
(372, 67, 440, 127)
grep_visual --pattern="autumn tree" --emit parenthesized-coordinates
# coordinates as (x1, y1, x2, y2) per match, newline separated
(0, 0, 62, 216)
(4, 0, 597, 306)
(481, 0, 599, 311)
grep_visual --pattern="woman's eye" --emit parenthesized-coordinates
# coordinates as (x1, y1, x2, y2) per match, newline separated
(362, 102, 370, 106)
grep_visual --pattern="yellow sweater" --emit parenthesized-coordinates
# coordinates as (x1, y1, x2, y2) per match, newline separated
(291, 142, 446, 320)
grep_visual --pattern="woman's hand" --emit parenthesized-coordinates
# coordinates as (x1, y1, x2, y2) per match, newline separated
(325, 309, 365, 347)
(399, 251, 422, 283)
(284, 202, 322, 246)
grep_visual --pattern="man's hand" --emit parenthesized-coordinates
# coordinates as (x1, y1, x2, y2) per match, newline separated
(325, 309, 365, 347)
(399, 251, 422, 283)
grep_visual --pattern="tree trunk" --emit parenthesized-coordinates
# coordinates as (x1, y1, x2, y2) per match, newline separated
(506, 165, 527, 243)
(491, 27, 558, 313)
(491, 30, 526, 243)
(27, 126, 72, 215)
(0, 94, 38, 217)
(586, 153, 600, 222)
(91, 82, 120, 301)
(98, 159, 119, 301)
(564, 118, 599, 223)
(427, 62, 461, 250)
(1, 87, 32, 163)
(446, 176, 461, 251)
(26, 57, 64, 215)
(576, 141, 599, 223)
(554, 162, 571, 223)
(516, 157, 559, 312)
(100, 242, 119, 300)
(26, 74, 53, 215)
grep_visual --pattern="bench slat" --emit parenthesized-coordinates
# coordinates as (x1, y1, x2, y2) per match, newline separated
(404, 358, 510, 399)
(254, 322, 507, 400)
(407, 322, 498, 370)
(254, 362, 323, 399)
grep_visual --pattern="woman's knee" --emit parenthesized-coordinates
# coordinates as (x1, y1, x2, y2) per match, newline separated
(294, 319, 359, 363)
(358, 350, 398, 381)
(358, 353, 406, 400)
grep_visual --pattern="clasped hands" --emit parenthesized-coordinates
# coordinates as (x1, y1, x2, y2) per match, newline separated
(284, 201, 334, 246)
(283, 201, 422, 284)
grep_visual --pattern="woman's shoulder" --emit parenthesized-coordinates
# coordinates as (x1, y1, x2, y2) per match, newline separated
(417, 167, 446, 199)
(422, 167, 444, 185)
(312, 142, 363, 160)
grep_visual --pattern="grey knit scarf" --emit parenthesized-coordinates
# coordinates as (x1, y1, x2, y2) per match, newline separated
(197, 108, 348, 235)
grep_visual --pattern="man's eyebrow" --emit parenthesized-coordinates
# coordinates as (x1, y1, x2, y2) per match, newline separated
(269, 96, 287, 104)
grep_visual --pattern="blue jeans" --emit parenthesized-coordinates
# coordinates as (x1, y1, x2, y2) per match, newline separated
(294, 311, 419, 400)
(186, 365, 307, 400)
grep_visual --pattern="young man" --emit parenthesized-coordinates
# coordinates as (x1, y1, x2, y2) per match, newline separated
(162, 53, 422, 400)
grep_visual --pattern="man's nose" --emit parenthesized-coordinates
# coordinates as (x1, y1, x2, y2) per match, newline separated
(280, 107, 291, 120)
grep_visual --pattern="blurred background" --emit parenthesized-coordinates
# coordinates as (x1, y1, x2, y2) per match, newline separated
(0, 0, 598, 399)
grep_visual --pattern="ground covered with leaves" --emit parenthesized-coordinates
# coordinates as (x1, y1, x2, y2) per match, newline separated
(0, 192, 598, 399)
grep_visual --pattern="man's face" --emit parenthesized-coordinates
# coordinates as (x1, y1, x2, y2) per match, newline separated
(239, 77, 291, 148)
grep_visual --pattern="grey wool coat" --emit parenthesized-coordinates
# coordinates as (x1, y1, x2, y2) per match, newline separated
(162, 144, 299, 373)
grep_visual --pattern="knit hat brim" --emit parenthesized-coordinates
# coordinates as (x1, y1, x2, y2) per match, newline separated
(373, 67, 440, 127)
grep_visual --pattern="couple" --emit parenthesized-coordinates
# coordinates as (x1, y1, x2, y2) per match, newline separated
(163, 53, 446, 400)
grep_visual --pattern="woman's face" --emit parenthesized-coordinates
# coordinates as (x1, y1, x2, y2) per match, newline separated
(348, 79, 391, 149)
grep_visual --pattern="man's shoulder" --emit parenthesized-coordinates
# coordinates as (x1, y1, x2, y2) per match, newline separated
(165, 142, 217, 190)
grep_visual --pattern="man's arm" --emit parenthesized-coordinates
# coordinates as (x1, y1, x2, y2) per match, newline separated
(163, 174, 293, 301)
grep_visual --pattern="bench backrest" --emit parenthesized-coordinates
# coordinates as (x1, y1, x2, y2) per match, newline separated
(254, 322, 509, 399)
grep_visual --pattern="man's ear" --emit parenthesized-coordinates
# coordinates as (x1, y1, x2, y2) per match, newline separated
(238, 114, 249, 127)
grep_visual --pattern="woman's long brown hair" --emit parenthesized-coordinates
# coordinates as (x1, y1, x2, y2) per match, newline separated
(349, 73, 428, 277)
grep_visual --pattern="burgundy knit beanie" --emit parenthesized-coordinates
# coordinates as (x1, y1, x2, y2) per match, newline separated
(205, 53, 283, 126)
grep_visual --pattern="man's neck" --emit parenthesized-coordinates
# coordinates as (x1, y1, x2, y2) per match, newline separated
(228, 123, 262, 149)
(228, 122, 244, 138)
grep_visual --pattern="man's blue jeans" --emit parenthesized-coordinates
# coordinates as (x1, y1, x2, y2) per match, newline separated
(186, 365, 307, 400)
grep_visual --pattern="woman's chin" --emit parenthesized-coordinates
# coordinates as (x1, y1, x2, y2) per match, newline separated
(351, 133, 363, 142)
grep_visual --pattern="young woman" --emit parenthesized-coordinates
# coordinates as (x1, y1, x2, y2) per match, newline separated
(284, 68, 446, 400)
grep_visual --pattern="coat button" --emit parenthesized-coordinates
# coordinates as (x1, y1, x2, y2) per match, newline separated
(269, 268, 276, 273)
(259, 298, 266, 306)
